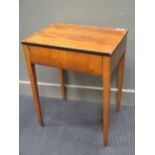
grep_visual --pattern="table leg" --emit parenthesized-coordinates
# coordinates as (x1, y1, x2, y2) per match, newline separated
(23, 46, 43, 127)
(116, 53, 125, 112)
(102, 57, 111, 146)
(58, 68, 66, 100)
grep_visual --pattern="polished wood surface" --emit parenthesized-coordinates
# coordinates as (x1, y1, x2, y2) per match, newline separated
(102, 57, 111, 146)
(110, 36, 127, 72)
(58, 68, 66, 100)
(28, 46, 103, 76)
(22, 22, 128, 146)
(22, 23, 128, 55)
(23, 45, 43, 126)
(117, 53, 125, 112)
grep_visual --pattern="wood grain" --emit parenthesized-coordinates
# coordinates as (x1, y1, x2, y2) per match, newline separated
(22, 23, 128, 55)
(28, 46, 103, 76)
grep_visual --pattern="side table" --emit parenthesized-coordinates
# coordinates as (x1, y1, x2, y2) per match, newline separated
(22, 23, 128, 146)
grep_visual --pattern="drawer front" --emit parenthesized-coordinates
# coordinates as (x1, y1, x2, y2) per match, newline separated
(28, 46, 102, 76)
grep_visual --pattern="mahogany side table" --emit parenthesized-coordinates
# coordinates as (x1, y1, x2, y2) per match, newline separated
(21, 23, 128, 146)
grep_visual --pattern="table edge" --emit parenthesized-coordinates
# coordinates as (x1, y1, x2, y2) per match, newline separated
(21, 41, 112, 56)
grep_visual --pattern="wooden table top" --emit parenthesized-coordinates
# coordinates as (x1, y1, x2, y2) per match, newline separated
(22, 23, 128, 55)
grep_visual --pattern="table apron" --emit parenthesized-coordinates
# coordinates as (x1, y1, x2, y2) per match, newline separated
(27, 46, 103, 76)
(110, 36, 127, 72)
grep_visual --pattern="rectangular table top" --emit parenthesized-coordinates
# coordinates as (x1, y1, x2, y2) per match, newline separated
(22, 23, 128, 55)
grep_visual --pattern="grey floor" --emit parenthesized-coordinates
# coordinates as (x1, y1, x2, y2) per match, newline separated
(19, 95, 135, 155)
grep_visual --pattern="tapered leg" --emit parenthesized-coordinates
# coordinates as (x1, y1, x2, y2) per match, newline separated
(102, 57, 111, 146)
(23, 45, 43, 126)
(58, 68, 66, 100)
(116, 53, 125, 112)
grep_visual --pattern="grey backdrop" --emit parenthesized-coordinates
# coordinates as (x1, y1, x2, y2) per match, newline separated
(19, 0, 135, 105)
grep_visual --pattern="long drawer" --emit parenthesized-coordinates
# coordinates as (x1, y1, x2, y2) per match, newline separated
(27, 46, 103, 76)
